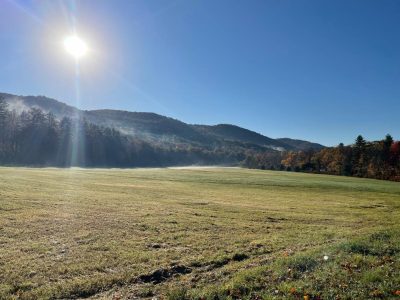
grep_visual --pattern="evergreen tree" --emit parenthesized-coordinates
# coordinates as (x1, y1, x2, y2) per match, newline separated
(353, 135, 367, 177)
(355, 135, 366, 149)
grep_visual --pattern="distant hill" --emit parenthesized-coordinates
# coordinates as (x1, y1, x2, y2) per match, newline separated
(276, 138, 325, 151)
(1, 92, 324, 151)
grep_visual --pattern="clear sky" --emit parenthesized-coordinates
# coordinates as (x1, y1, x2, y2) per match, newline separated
(1, 0, 399, 146)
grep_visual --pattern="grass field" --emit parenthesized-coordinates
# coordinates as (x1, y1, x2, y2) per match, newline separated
(0, 167, 399, 299)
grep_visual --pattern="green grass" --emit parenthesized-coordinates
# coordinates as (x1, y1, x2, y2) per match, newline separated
(0, 167, 399, 299)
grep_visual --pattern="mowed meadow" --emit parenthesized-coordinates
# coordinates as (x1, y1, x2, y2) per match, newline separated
(0, 167, 399, 299)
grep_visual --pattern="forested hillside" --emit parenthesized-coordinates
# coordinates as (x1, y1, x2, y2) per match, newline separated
(0, 93, 324, 151)
(0, 97, 260, 167)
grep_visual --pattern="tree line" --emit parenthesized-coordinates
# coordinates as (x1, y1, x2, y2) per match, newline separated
(1, 96, 399, 181)
(243, 134, 400, 181)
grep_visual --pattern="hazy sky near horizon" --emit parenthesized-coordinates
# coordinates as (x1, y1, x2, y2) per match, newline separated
(1, 0, 399, 146)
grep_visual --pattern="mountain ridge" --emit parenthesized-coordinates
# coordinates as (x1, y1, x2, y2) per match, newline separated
(1, 92, 325, 151)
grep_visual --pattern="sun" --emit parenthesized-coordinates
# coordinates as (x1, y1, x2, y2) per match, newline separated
(63, 35, 88, 59)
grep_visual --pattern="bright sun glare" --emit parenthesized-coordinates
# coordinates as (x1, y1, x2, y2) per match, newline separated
(63, 35, 88, 59)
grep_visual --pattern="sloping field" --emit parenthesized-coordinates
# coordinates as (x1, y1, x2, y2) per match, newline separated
(0, 167, 399, 299)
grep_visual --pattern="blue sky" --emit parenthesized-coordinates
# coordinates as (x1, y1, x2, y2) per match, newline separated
(1, 0, 399, 146)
